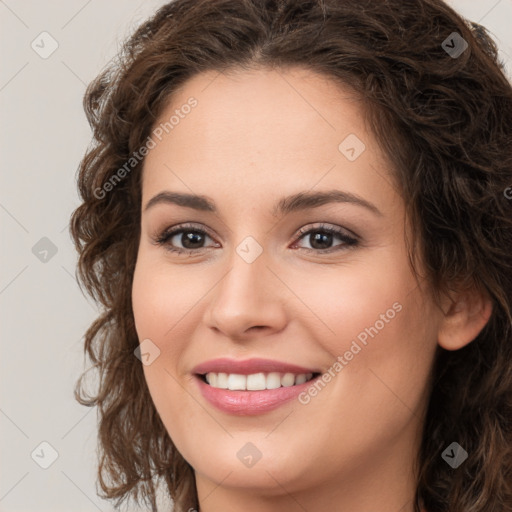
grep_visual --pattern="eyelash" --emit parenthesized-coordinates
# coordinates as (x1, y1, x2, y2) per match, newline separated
(153, 222, 359, 256)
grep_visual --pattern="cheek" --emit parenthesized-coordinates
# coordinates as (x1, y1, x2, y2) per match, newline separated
(334, 281, 436, 426)
(132, 261, 202, 459)
(296, 274, 437, 466)
(286, 264, 410, 355)
(303, 263, 437, 407)
(132, 257, 201, 346)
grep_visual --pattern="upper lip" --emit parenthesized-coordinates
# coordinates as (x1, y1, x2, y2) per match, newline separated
(192, 358, 321, 376)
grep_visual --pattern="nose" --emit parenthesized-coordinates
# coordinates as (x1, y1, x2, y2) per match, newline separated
(203, 246, 288, 341)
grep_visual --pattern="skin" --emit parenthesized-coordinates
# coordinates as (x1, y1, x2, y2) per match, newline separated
(131, 66, 492, 512)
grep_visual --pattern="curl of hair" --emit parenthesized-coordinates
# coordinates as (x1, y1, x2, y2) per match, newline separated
(70, 1, 512, 511)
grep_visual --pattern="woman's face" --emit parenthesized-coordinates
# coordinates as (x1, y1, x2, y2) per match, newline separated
(132, 67, 443, 508)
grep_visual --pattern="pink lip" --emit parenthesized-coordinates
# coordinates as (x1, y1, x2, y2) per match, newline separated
(194, 374, 321, 416)
(191, 358, 321, 416)
(192, 357, 320, 375)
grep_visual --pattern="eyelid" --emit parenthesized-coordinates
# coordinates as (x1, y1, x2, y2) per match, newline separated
(293, 222, 359, 242)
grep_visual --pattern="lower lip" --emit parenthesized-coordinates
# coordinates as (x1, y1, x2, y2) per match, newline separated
(194, 374, 320, 415)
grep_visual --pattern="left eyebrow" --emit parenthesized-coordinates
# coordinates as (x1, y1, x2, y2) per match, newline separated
(272, 190, 383, 217)
(143, 189, 383, 217)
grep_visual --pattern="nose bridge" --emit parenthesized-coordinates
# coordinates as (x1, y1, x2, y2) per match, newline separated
(204, 233, 286, 336)
(216, 237, 271, 311)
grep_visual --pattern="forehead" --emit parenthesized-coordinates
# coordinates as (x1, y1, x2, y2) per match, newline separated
(141, 66, 394, 209)
(150, 65, 366, 150)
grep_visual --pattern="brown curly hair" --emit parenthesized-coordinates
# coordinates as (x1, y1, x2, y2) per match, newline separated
(70, 0, 512, 510)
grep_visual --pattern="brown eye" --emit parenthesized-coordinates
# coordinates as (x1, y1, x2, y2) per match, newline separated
(293, 224, 359, 253)
(154, 223, 218, 255)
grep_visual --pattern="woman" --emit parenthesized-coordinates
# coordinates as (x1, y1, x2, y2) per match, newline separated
(70, 0, 512, 511)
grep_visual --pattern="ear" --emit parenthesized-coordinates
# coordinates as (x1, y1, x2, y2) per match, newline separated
(437, 282, 493, 351)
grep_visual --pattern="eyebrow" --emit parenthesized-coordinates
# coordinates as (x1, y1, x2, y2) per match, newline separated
(144, 190, 382, 217)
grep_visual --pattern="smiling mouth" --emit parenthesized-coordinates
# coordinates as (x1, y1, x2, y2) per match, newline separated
(197, 371, 320, 391)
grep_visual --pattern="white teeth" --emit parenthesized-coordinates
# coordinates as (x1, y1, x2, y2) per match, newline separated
(203, 371, 315, 390)
(205, 372, 217, 387)
(281, 372, 295, 387)
(266, 372, 281, 389)
(247, 372, 266, 390)
(227, 374, 246, 390)
(216, 372, 229, 389)
(295, 374, 307, 385)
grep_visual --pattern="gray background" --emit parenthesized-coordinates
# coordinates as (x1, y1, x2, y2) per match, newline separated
(1, 1, 511, 511)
